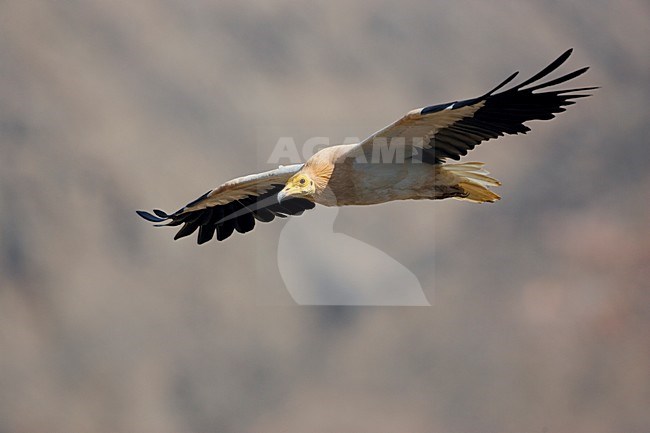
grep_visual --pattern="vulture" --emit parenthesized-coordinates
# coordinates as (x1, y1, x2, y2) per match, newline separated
(137, 49, 595, 244)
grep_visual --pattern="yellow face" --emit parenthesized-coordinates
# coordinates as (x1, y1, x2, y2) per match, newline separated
(277, 173, 316, 202)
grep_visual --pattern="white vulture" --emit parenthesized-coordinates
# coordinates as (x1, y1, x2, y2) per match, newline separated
(137, 49, 595, 243)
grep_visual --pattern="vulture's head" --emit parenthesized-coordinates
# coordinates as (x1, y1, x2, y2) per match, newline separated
(277, 172, 316, 203)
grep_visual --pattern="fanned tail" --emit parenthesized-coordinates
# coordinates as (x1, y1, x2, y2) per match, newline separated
(443, 162, 501, 203)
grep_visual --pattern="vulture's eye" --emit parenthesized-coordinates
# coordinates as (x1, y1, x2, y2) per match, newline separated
(299, 178, 306, 185)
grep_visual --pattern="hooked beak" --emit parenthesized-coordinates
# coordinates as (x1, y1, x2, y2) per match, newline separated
(278, 184, 309, 203)
(277, 187, 291, 203)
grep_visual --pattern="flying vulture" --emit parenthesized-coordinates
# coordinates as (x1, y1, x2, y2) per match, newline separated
(137, 49, 595, 244)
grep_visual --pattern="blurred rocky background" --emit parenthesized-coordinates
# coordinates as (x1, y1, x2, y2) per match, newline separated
(1, 0, 649, 432)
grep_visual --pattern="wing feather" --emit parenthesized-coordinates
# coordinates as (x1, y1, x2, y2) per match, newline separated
(137, 164, 316, 243)
(345, 49, 596, 164)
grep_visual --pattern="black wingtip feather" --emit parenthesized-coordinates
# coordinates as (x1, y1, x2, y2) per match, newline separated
(174, 221, 200, 240)
(525, 67, 590, 92)
(152, 209, 169, 218)
(216, 221, 235, 241)
(424, 49, 594, 163)
(197, 224, 215, 244)
(512, 48, 574, 91)
(483, 71, 519, 97)
(136, 210, 168, 223)
(234, 213, 255, 234)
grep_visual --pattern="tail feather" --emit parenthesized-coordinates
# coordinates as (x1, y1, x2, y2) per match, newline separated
(443, 162, 501, 203)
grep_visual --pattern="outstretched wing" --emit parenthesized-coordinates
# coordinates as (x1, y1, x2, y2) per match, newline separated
(137, 164, 315, 243)
(346, 49, 596, 164)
